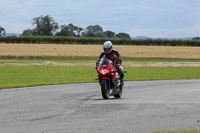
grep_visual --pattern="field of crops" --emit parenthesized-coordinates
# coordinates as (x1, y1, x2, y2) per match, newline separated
(1, 43, 200, 59)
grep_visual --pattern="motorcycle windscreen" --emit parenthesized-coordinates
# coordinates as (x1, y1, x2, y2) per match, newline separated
(101, 59, 111, 68)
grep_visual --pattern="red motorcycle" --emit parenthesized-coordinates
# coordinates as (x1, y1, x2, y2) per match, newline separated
(96, 58, 124, 99)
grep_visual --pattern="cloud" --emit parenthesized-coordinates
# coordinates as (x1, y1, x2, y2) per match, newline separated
(0, 22, 32, 33)
(1, 0, 200, 38)
(189, 24, 200, 31)
(129, 25, 200, 38)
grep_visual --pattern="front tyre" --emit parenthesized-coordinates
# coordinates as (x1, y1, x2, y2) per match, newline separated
(101, 79, 110, 99)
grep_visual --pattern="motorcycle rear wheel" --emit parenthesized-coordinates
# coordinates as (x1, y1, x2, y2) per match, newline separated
(101, 79, 110, 99)
(114, 85, 122, 98)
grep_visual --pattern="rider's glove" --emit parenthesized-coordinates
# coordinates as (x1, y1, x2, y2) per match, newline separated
(115, 64, 120, 69)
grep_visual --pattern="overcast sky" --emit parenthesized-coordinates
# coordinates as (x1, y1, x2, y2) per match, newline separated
(1, 0, 200, 38)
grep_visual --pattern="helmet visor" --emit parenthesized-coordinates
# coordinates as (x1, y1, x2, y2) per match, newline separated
(104, 48, 110, 52)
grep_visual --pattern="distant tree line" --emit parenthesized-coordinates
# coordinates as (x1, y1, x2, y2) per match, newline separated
(1, 36, 200, 47)
(0, 26, 6, 36)
(192, 37, 200, 40)
(0, 15, 131, 39)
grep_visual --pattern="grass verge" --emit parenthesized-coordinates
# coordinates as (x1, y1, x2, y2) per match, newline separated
(153, 131, 200, 133)
(1, 66, 200, 89)
(125, 67, 200, 81)
(1, 58, 200, 63)
(0, 66, 96, 89)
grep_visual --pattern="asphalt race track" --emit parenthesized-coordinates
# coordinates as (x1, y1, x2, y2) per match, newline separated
(1, 80, 200, 133)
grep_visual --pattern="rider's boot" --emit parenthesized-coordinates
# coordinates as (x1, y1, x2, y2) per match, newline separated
(119, 73, 124, 87)
(117, 66, 124, 88)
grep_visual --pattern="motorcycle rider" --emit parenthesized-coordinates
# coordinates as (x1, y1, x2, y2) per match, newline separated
(96, 41, 124, 86)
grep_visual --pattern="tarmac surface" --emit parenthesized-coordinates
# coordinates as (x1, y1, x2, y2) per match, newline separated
(1, 80, 200, 133)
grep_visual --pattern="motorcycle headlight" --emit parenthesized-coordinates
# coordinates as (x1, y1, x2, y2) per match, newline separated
(100, 69, 109, 75)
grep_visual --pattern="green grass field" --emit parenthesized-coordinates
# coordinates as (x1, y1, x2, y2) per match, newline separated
(1, 65, 200, 89)
(0, 66, 96, 89)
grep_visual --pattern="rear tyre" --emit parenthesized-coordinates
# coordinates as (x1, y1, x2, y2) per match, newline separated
(101, 79, 110, 99)
(114, 85, 123, 98)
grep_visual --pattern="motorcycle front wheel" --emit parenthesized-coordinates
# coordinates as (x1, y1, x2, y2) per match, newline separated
(101, 79, 110, 99)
